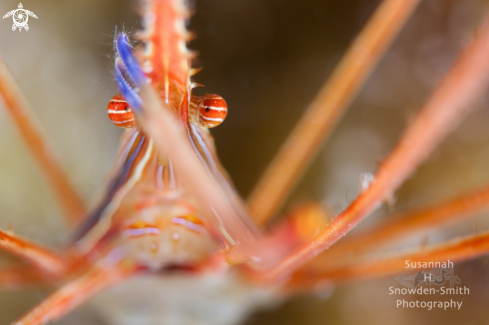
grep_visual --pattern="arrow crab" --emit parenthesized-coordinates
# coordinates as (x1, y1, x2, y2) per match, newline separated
(1, 0, 489, 324)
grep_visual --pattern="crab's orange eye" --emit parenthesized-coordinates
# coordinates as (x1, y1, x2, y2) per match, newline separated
(189, 94, 228, 128)
(107, 94, 135, 128)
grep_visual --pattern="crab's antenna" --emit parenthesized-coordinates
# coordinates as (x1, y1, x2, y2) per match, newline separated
(114, 34, 147, 112)
(115, 58, 143, 111)
(116, 34, 148, 87)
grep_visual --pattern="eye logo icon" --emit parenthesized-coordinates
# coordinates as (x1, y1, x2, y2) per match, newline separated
(3, 3, 38, 32)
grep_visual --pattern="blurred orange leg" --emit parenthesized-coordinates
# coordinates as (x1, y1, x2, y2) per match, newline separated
(226, 203, 329, 267)
(0, 267, 49, 290)
(0, 58, 85, 224)
(13, 263, 136, 325)
(247, 8, 489, 281)
(247, 0, 422, 225)
(0, 229, 68, 275)
(309, 184, 489, 268)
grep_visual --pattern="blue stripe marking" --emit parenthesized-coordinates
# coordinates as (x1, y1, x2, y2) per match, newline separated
(116, 34, 147, 86)
(115, 58, 143, 112)
(73, 132, 147, 242)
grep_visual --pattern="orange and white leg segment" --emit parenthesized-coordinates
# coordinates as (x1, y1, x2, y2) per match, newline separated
(13, 262, 137, 325)
(0, 58, 85, 224)
(0, 229, 68, 275)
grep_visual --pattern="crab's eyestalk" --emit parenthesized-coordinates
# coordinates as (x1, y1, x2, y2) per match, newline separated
(107, 94, 135, 128)
(189, 94, 228, 128)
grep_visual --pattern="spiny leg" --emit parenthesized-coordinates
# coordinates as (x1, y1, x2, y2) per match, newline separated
(245, 9, 489, 281)
(287, 231, 489, 287)
(308, 184, 489, 268)
(0, 229, 69, 275)
(247, 0, 422, 225)
(235, 183, 489, 271)
(0, 58, 85, 224)
(239, 183, 489, 269)
(12, 262, 136, 325)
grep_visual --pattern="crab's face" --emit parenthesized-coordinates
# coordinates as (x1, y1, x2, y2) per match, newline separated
(119, 201, 219, 271)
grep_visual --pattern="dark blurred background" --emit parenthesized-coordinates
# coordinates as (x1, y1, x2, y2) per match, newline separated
(1, 0, 489, 324)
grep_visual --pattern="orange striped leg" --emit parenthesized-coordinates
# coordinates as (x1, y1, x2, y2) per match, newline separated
(0, 267, 52, 290)
(247, 0, 422, 225)
(308, 184, 489, 269)
(0, 58, 85, 224)
(239, 9, 489, 279)
(13, 263, 136, 325)
(0, 229, 68, 275)
(287, 231, 489, 288)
